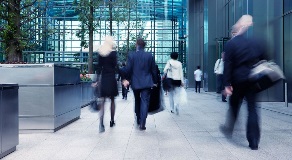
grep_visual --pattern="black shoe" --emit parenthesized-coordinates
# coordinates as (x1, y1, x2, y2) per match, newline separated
(249, 144, 258, 150)
(222, 100, 227, 102)
(216, 92, 221, 94)
(248, 140, 259, 150)
(110, 121, 115, 127)
(219, 125, 232, 138)
(139, 126, 146, 130)
(122, 97, 124, 99)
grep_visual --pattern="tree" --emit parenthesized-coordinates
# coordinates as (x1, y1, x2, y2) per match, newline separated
(74, 0, 148, 72)
(0, 0, 51, 62)
(73, 0, 102, 74)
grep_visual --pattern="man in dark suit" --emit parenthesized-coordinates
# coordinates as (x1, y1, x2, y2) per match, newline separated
(122, 38, 158, 130)
(221, 15, 266, 150)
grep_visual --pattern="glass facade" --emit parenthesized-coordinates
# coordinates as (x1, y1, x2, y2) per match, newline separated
(0, 0, 187, 73)
(284, 0, 292, 102)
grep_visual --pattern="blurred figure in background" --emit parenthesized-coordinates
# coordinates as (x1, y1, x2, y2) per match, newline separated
(214, 52, 227, 102)
(117, 62, 129, 100)
(97, 36, 119, 133)
(163, 52, 184, 114)
(122, 38, 158, 130)
(220, 15, 266, 150)
(194, 66, 202, 93)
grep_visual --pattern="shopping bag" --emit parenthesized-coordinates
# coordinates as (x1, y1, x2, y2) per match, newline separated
(177, 87, 188, 107)
(249, 60, 285, 92)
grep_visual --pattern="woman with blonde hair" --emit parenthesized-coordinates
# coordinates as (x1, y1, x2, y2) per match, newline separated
(97, 36, 118, 133)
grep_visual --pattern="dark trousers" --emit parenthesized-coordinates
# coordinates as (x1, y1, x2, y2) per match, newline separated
(216, 74, 224, 93)
(121, 85, 128, 98)
(195, 81, 201, 93)
(226, 82, 260, 145)
(216, 74, 226, 101)
(133, 88, 151, 128)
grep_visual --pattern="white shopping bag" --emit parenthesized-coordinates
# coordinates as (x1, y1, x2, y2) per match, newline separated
(174, 87, 188, 107)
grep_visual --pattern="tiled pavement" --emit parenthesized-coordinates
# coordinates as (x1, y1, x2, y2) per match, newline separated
(2, 88, 292, 160)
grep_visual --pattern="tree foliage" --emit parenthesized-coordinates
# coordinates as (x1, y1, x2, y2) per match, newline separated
(0, 0, 53, 62)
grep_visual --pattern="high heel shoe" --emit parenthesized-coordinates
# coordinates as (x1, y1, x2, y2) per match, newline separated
(110, 121, 115, 127)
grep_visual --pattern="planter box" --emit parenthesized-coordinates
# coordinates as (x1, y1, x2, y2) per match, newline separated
(0, 64, 81, 132)
(0, 84, 19, 158)
(81, 81, 95, 107)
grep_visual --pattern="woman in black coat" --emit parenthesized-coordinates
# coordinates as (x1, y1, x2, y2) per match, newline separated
(97, 36, 118, 133)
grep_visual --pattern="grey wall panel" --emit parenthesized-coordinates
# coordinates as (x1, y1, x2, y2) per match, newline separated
(54, 108, 80, 129)
(19, 87, 54, 116)
(54, 66, 80, 85)
(19, 117, 54, 130)
(54, 84, 81, 116)
(0, 64, 80, 85)
(0, 65, 54, 85)
(81, 82, 94, 106)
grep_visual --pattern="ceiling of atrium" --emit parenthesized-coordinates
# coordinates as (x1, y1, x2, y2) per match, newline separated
(46, 0, 186, 21)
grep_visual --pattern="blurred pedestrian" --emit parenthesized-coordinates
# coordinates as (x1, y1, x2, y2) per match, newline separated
(163, 52, 184, 114)
(122, 38, 158, 130)
(214, 52, 227, 102)
(220, 15, 266, 150)
(194, 66, 202, 93)
(97, 36, 119, 133)
(117, 62, 129, 100)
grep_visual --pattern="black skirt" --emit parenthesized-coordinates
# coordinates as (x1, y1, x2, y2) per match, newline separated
(99, 73, 118, 97)
(172, 80, 181, 87)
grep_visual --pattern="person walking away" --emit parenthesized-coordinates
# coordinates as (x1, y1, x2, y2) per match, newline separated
(97, 36, 119, 133)
(122, 38, 158, 130)
(163, 52, 184, 114)
(214, 52, 227, 102)
(220, 15, 266, 150)
(194, 66, 202, 93)
(117, 62, 129, 100)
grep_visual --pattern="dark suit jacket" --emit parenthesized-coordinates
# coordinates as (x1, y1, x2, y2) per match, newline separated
(123, 49, 158, 90)
(224, 35, 266, 86)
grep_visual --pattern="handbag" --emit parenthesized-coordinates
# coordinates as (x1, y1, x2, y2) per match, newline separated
(89, 74, 102, 112)
(89, 98, 101, 112)
(162, 62, 173, 91)
(249, 60, 285, 93)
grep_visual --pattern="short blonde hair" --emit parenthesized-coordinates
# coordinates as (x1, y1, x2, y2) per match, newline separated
(98, 36, 116, 56)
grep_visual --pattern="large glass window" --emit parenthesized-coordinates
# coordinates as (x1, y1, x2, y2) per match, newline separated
(0, 0, 187, 74)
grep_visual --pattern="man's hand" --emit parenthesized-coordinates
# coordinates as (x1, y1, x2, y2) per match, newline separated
(122, 80, 130, 87)
(91, 82, 98, 87)
(224, 86, 233, 96)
